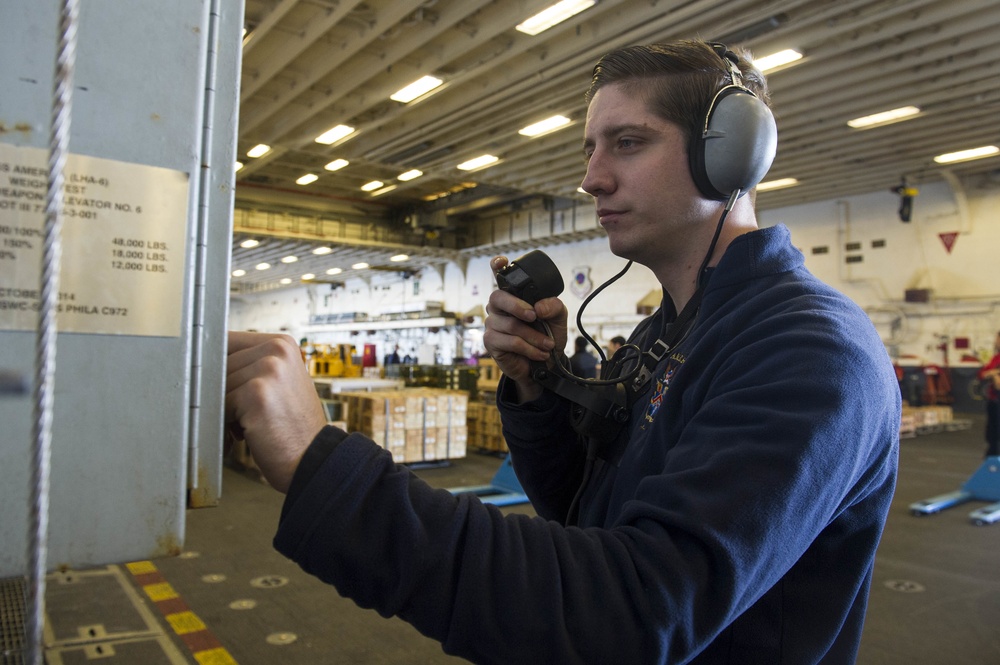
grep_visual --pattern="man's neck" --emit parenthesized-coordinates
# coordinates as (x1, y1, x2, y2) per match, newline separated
(655, 205, 758, 314)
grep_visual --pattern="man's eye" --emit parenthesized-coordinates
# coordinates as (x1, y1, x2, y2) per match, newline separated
(618, 138, 635, 149)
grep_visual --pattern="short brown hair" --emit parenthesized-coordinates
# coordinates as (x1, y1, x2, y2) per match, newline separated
(585, 40, 772, 149)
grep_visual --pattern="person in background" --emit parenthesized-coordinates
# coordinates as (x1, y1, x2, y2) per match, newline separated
(568, 335, 598, 379)
(977, 330, 1000, 457)
(225, 39, 900, 663)
(597, 335, 627, 376)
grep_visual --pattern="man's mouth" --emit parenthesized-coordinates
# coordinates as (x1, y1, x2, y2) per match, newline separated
(597, 208, 626, 225)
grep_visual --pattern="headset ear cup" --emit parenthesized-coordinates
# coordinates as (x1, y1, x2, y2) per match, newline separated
(689, 86, 778, 200)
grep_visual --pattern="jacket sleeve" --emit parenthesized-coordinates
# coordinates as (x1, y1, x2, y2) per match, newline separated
(494, 375, 587, 522)
(274, 431, 646, 664)
(273, 310, 899, 665)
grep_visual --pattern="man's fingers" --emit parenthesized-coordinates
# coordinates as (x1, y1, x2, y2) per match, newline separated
(483, 322, 552, 363)
(490, 255, 509, 276)
(487, 288, 538, 324)
(225, 334, 308, 432)
(228, 330, 289, 355)
(227, 333, 301, 376)
(533, 296, 566, 322)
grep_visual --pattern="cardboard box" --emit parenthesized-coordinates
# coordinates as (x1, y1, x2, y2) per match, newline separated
(333, 387, 471, 462)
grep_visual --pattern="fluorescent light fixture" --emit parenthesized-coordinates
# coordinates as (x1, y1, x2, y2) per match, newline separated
(281, 255, 299, 264)
(313, 246, 333, 255)
(756, 177, 799, 191)
(847, 106, 921, 129)
(301, 274, 316, 281)
(247, 144, 271, 158)
(753, 49, 803, 73)
(232, 269, 246, 277)
(398, 169, 423, 181)
(933, 145, 999, 164)
(371, 184, 398, 197)
(324, 158, 349, 171)
(326, 267, 342, 275)
(255, 262, 271, 271)
(516, 0, 595, 36)
(390, 254, 409, 262)
(280, 278, 292, 285)
(352, 262, 369, 270)
(390, 76, 443, 103)
(314, 124, 355, 145)
(519, 115, 572, 137)
(240, 239, 260, 248)
(235, 161, 244, 171)
(295, 173, 319, 185)
(361, 180, 384, 192)
(457, 154, 500, 171)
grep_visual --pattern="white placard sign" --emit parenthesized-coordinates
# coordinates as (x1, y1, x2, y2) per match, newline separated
(0, 143, 190, 336)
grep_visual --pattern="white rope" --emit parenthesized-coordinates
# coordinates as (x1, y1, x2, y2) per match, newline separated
(25, 1, 79, 663)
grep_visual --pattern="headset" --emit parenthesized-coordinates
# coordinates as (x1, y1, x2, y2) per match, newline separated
(688, 43, 778, 201)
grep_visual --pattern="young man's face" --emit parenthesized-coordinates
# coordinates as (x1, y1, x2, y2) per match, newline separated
(580, 82, 716, 272)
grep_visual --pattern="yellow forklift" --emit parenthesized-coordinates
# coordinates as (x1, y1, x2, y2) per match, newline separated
(308, 344, 362, 378)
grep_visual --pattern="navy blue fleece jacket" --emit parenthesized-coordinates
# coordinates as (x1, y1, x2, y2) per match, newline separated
(274, 224, 900, 664)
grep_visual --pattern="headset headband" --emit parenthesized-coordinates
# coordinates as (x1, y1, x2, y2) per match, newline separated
(709, 42, 744, 87)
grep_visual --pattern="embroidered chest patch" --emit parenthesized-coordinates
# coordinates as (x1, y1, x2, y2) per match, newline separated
(642, 353, 685, 428)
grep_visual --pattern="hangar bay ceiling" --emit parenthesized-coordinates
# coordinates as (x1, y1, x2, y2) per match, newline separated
(232, 0, 1000, 292)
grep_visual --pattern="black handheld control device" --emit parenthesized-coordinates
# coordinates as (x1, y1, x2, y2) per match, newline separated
(496, 250, 630, 447)
(496, 250, 565, 305)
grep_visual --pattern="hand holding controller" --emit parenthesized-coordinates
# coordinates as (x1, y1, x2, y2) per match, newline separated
(484, 251, 567, 402)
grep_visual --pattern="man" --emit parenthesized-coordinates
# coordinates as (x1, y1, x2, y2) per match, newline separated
(978, 331, 1000, 457)
(569, 335, 598, 378)
(608, 334, 626, 356)
(227, 40, 900, 664)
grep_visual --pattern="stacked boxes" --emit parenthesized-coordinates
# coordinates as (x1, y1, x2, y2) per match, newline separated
(902, 404, 953, 435)
(420, 389, 469, 460)
(467, 399, 508, 453)
(899, 410, 917, 439)
(470, 357, 507, 452)
(385, 364, 480, 392)
(900, 404, 971, 438)
(339, 388, 468, 463)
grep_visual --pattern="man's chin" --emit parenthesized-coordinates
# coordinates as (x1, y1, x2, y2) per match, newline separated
(605, 236, 637, 261)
